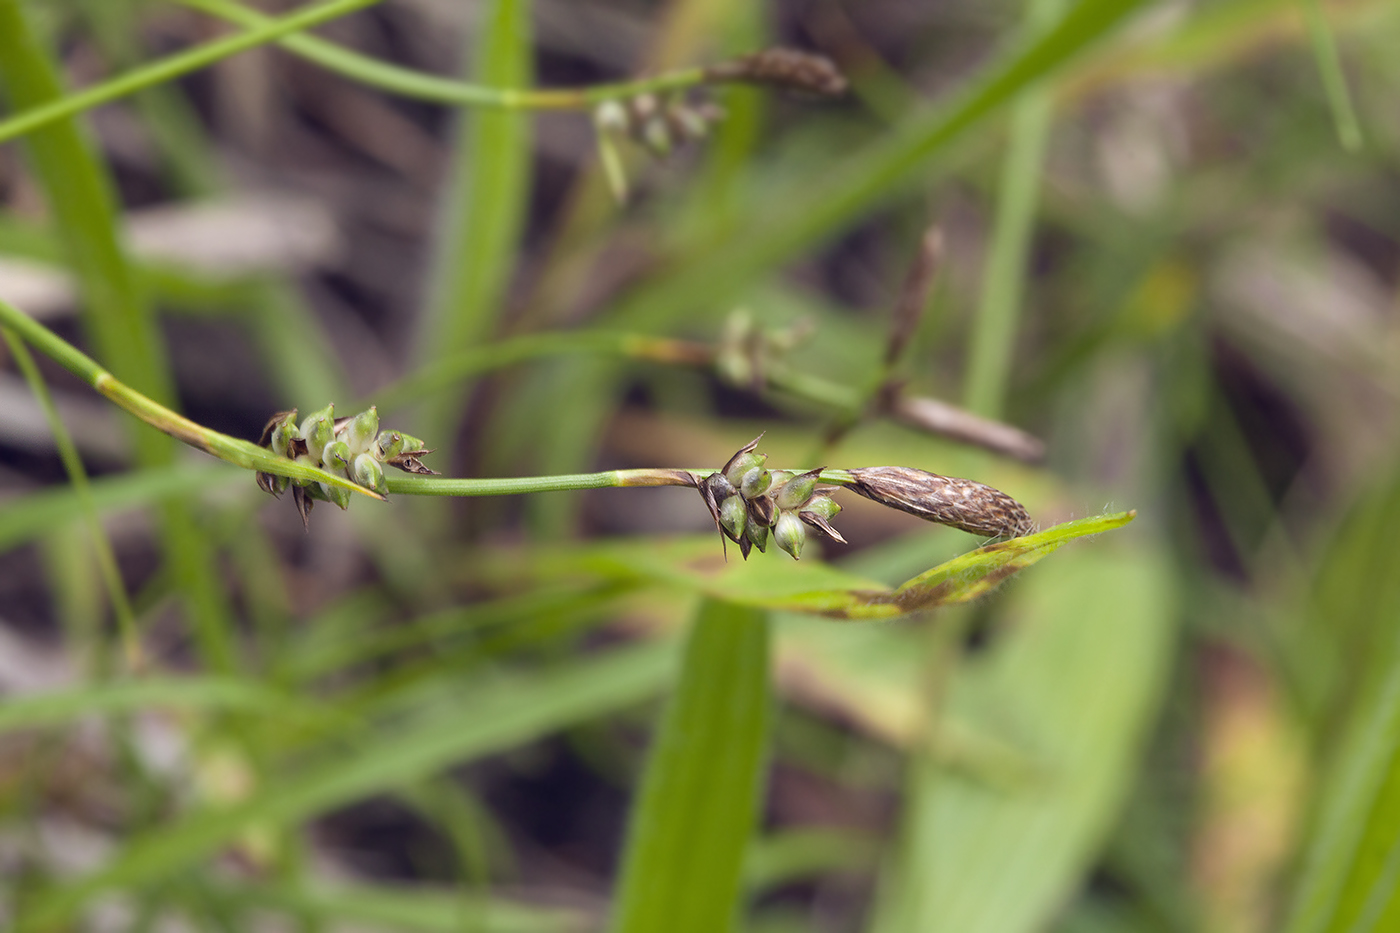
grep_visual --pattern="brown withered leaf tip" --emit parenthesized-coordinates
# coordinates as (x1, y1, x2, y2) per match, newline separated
(846, 466, 1035, 539)
(706, 48, 849, 97)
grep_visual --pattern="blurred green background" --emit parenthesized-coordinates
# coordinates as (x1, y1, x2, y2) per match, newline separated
(1, 0, 1399, 930)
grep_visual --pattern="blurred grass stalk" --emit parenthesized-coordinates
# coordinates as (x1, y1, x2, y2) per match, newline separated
(0, 0, 385, 145)
(0, 0, 238, 673)
(0, 325, 140, 668)
(962, 0, 1063, 421)
(415, 0, 533, 458)
(610, 599, 770, 933)
(1298, 0, 1364, 152)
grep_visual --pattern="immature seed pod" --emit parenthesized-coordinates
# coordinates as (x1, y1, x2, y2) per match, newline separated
(802, 494, 841, 521)
(745, 512, 769, 553)
(739, 467, 771, 500)
(320, 482, 351, 510)
(375, 430, 404, 461)
(396, 433, 429, 455)
(722, 435, 765, 487)
(719, 494, 747, 543)
(774, 468, 822, 511)
(300, 404, 335, 463)
(269, 411, 298, 458)
(344, 406, 379, 455)
(352, 453, 388, 496)
(774, 510, 807, 560)
(799, 494, 846, 543)
(323, 440, 352, 477)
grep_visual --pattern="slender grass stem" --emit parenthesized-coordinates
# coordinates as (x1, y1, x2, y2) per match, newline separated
(1, 326, 143, 670)
(0, 299, 382, 500)
(1299, 0, 1364, 152)
(386, 470, 702, 497)
(173, 0, 710, 111)
(0, 0, 384, 146)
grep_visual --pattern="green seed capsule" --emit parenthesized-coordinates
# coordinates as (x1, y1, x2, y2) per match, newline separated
(396, 433, 429, 454)
(774, 511, 806, 560)
(740, 468, 771, 500)
(803, 494, 841, 521)
(375, 430, 404, 460)
(270, 412, 298, 458)
(352, 453, 387, 495)
(725, 451, 767, 488)
(300, 403, 335, 462)
(320, 482, 351, 510)
(323, 440, 352, 477)
(775, 468, 822, 511)
(746, 512, 769, 552)
(719, 494, 747, 542)
(344, 406, 379, 456)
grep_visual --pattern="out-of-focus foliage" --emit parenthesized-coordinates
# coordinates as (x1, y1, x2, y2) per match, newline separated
(1, 0, 1398, 931)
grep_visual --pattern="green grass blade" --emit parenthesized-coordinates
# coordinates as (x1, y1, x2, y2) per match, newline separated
(963, 0, 1067, 419)
(1299, 0, 1364, 152)
(1284, 465, 1400, 933)
(0, 0, 384, 145)
(0, 464, 244, 552)
(477, 512, 1136, 619)
(0, 677, 311, 735)
(416, 0, 533, 448)
(195, 879, 589, 932)
(0, 0, 246, 672)
(611, 599, 771, 933)
(1, 326, 140, 664)
(871, 544, 1174, 933)
(17, 640, 677, 930)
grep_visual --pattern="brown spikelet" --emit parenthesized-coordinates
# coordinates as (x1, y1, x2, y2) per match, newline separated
(845, 466, 1035, 538)
(705, 48, 849, 97)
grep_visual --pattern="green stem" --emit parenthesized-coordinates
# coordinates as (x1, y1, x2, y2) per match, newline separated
(368, 331, 714, 412)
(174, 0, 709, 110)
(386, 470, 701, 497)
(0, 299, 381, 500)
(1, 326, 142, 669)
(0, 0, 384, 146)
(1299, 0, 1364, 152)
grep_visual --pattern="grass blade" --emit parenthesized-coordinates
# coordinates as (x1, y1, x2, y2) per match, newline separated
(474, 512, 1137, 619)
(1298, 0, 1363, 152)
(872, 544, 1174, 932)
(17, 640, 677, 930)
(963, 0, 1067, 419)
(0, 677, 311, 735)
(0, 0, 384, 145)
(0, 463, 243, 552)
(611, 598, 771, 933)
(1, 326, 140, 665)
(416, 0, 533, 449)
(195, 878, 590, 932)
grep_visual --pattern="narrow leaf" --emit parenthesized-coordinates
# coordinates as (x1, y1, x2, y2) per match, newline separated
(611, 599, 771, 933)
(18, 641, 676, 930)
